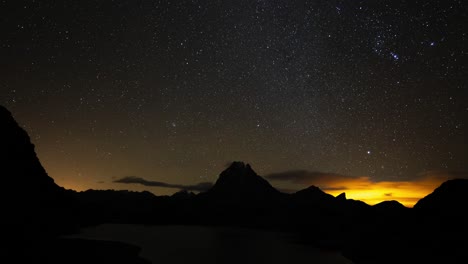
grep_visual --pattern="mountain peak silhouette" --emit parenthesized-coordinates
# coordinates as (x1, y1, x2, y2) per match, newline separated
(204, 161, 280, 200)
(224, 161, 255, 174)
(374, 200, 406, 209)
(336, 192, 347, 201)
(373, 200, 407, 215)
(293, 185, 335, 200)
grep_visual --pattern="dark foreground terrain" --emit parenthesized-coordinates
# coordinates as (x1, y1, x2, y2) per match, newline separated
(1, 104, 467, 264)
(38, 238, 150, 264)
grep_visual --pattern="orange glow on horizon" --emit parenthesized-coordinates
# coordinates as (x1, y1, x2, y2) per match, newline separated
(325, 186, 429, 207)
(267, 170, 466, 207)
(52, 166, 462, 208)
(320, 174, 453, 207)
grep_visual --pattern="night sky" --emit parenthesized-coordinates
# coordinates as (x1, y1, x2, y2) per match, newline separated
(1, 0, 467, 206)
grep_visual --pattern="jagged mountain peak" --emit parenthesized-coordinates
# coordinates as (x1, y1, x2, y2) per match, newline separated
(205, 161, 280, 200)
(336, 192, 347, 201)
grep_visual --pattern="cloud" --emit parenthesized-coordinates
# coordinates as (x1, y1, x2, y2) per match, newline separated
(266, 170, 468, 207)
(266, 170, 371, 190)
(415, 170, 468, 181)
(114, 176, 213, 192)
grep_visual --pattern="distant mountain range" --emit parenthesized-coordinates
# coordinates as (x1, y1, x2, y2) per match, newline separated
(2, 104, 468, 264)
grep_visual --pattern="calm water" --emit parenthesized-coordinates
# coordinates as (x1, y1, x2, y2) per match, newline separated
(73, 224, 354, 264)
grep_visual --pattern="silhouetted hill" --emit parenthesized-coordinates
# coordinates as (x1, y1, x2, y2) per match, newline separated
(289, 186, 338, 214)
(373, 200, 406, 211)
(0, 106, 76, 238)
(1, 106, 63, 201)
(292, 186, 335, 201)
(334, 192, 372, 215)
(202, 161, 281, 201)
(0, 105, 149, 263)
(374, 200, 405, 208)
(343, 180, 468, 264)
(171, 189, 196, 200)
(372, 201, 408, 219)
(414, 179, 468, 215)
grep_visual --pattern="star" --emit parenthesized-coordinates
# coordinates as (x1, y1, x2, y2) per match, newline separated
(1, 0, 466, 200)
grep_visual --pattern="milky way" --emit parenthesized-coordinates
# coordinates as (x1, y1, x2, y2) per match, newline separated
(1, 0, 467, 197)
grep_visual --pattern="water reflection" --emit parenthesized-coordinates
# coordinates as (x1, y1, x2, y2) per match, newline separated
(73, 224, 353, 264)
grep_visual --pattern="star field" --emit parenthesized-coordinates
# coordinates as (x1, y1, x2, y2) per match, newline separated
(1, 0, 467, 196)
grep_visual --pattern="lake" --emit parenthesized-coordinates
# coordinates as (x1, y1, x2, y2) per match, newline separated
(73, 224, 354, 264)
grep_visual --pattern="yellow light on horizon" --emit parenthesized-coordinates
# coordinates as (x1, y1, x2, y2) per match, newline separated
(324, 179, 445, 207)
(326, 189, 422, 207)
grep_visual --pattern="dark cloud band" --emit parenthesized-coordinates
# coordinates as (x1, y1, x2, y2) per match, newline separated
(114, 176, 213, 192)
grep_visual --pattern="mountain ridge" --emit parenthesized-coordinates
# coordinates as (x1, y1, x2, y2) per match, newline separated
(2, 104, 468, 264)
